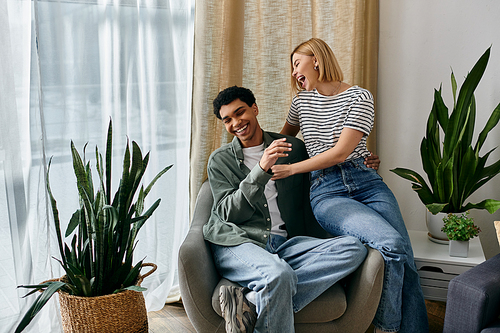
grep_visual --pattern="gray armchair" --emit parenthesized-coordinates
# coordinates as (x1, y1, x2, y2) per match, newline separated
(443, 252, 500, 333)
(179, 180, 385, 332)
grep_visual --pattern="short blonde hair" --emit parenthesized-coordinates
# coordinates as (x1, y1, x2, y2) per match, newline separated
(290, 38, 344, 95)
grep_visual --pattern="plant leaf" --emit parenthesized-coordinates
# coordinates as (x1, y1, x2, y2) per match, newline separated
(390, 168, 435, 205)
(463, 199, 500, 214)
(65, 209, 81, 237)
(444, 47, 490, 160)
(15, 281, 66, 333)
(426, 203, 448, 215)
(121, 260, 143, 288)
(475, 102, 500, 152)
(451, 71, 457, 108)
(105, 119, 113, 204)
(144, 164, 173, 198)
(433, 88, 449, 132)
(123, 285, 147, 292)
(461, 95, 476, 152)
(45, 158, 67, 268)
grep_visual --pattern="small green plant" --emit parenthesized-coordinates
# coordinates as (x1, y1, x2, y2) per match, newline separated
(441, 211, 481, 241)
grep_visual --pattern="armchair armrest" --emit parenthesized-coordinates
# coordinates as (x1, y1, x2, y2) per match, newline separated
(178, 181, 225, 332)
(443, 253, 500, 333)
(333, 247, 384, 332)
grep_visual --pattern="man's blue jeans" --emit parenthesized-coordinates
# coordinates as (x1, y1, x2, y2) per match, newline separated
(211, 234, 367, 333)
(309, 157, 428, 333)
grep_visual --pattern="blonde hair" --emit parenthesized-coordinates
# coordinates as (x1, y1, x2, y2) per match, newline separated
(290, 38, 344, 95)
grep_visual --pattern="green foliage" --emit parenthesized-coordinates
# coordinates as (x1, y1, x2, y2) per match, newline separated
(441, 211, 481, 241)
(391, 47, 500, 214)
(15, 119, 172, 333)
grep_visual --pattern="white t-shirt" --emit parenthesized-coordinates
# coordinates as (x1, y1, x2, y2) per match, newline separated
(286, 86, 374, 161)
(242, 143, 287, 238)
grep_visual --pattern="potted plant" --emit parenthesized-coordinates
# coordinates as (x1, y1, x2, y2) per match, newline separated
(15, 119, 172, 333)
(390, 47, 500, 241)
(441, 211, 481, 257)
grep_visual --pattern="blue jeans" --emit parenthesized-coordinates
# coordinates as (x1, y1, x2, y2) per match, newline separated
(211, 234, 367, 333)
(309, 157, 428, 333)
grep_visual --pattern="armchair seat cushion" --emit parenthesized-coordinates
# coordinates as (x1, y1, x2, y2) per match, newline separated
(293, 283, 347, 323)
(483, 320, 500, 333)
(212, 279, 347, 323)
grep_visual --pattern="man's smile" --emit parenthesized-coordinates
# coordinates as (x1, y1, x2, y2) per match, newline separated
(235, 124, 248, 134)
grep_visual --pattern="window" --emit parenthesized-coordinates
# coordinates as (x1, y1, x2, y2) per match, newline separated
(1, 1, 193, 331)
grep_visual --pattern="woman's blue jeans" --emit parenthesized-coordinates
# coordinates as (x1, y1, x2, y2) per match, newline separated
(211, 234, 367, 333)
(309, 157, 428, 333)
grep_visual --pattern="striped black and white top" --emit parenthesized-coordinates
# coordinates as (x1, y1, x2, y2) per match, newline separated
(286, 86, 374, 161)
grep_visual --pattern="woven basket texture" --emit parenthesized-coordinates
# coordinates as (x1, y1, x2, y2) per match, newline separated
(56, 263, 156, 333)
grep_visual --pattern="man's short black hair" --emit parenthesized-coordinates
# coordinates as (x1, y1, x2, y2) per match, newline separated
(213, 86, 256, 119)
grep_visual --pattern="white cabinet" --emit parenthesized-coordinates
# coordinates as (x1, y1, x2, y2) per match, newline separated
(408, 230, 485, 302)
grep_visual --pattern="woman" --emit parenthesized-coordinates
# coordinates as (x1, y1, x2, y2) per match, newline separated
(271, 38, 428, 333)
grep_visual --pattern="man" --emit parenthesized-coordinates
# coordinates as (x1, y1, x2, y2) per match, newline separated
(204, 86, 380, 333)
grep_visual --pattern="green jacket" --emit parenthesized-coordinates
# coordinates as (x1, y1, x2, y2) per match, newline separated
(203, 131, 326, 248)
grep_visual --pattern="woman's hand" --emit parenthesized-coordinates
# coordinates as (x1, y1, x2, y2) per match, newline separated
(271, 164, 294, 180)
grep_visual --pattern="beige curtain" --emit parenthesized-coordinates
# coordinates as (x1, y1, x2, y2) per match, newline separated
(190, 0, 379, 215)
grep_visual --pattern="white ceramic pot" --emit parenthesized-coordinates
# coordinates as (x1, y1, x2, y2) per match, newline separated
(426, 211, 449, 244)
(449, 240, 469, 258)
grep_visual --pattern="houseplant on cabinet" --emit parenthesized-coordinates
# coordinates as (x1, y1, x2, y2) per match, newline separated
(441, 211, 481, 257)
(391, 47, 500, 242)
(15, 119, 172, 333)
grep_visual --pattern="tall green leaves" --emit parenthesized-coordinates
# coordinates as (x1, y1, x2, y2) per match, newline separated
(391, 47, 500, 214)
(14, 281, 68, 333)
(16, 119, 172, 332)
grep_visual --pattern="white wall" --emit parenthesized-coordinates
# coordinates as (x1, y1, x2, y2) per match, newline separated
(378, 0, 500, 258)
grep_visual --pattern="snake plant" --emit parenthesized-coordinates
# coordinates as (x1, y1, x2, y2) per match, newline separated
(15, 119, 172, 332)
(391, 47, 500, 215)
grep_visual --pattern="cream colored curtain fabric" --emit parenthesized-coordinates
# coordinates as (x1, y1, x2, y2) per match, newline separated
(190, 0, 379, 214)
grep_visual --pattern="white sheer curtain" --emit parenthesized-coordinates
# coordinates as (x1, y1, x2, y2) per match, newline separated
(0, 0, 193, 332)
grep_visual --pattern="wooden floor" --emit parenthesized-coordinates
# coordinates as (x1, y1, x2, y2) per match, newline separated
(148, 299, 446, 332)
(148, 301, 196, 332)
(426, 300, 447, 333)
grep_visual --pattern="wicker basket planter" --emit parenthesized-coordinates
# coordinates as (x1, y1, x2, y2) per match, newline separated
(55, 263, 156, 333)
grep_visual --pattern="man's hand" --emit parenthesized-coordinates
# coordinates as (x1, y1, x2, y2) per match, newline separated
(364, 152, 380, 170)
(259, 138, 292, 172)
